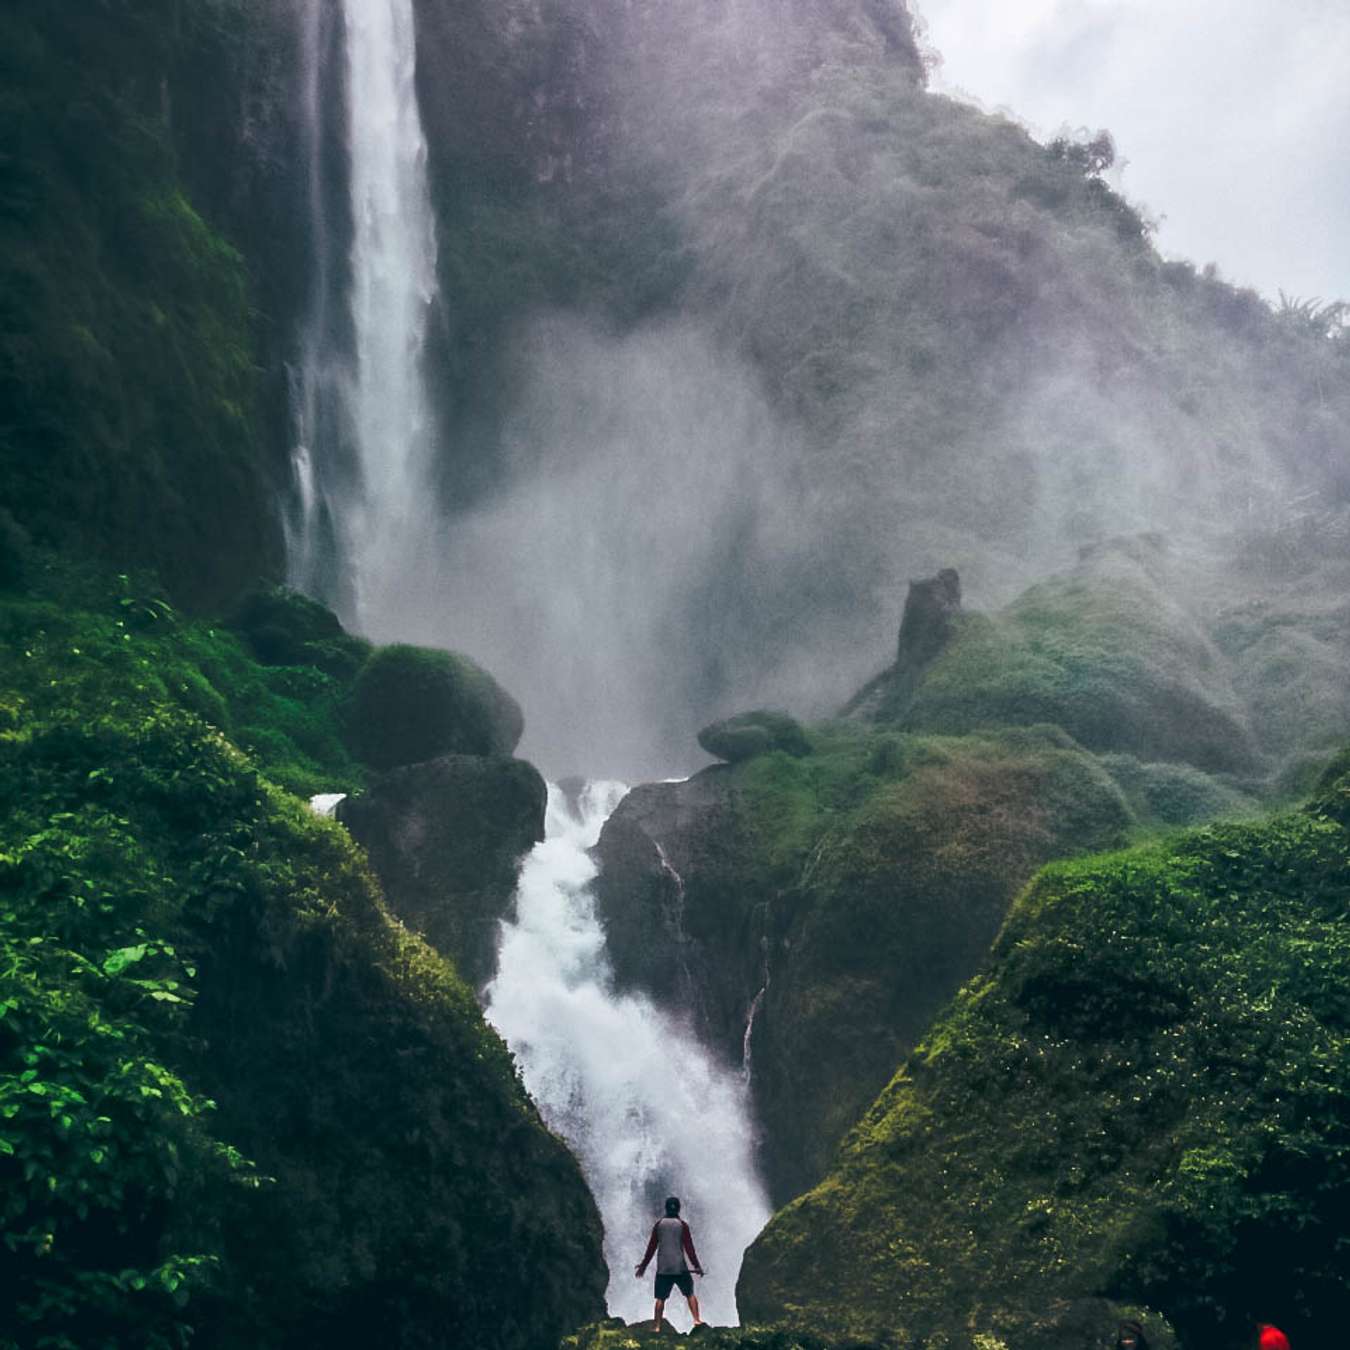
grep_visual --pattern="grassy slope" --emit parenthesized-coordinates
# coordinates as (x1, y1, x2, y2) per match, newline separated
(738, 770, 1350, 1349)
(0, 563, 605, 1349)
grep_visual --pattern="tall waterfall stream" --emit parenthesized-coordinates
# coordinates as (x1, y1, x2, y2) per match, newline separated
(291, 6, 772, 1324)
(485, 784, 771, 1328)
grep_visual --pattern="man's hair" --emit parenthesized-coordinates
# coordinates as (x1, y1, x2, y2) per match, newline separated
(664, 1196, 681, 1216)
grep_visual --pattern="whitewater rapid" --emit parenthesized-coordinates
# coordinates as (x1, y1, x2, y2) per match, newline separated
(484, 783, 771, 1329)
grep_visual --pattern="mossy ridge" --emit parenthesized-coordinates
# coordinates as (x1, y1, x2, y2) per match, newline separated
(900, 571, 1255, 774)
(0, 559, 606, 1347)
(738, 777, 1350, 1349)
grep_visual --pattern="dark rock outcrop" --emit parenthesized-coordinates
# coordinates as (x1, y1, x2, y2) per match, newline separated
(592, 769, 766, 1054)
(346, 644, 525, 773)
(842, 567, 964, 721)
(339, 754, 546, 988)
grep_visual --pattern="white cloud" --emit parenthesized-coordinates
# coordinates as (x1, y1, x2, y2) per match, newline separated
(914, 0, 1350, 301)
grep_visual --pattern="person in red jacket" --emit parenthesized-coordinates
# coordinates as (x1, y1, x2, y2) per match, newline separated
(635, 1196, 704, 1331)
(1257, 1324, 1291, 1350)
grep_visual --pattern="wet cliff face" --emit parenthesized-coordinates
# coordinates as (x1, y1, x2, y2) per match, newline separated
(0, 1, 320, 610)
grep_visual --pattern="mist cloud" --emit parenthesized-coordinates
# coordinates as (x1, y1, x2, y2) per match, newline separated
(915, 0, 1350, 302)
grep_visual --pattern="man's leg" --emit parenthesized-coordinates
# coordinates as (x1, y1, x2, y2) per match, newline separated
(653, 1297, 665, 1329)
(687, 1290, 703, 1326)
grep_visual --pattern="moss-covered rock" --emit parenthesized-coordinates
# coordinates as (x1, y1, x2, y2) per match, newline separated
(699, 710, 812, 763)
(347, 643, 525, 771)
(594, 722, 1132, 1205)
(738, 778, 1350, 1349)
(0, 566, 605, 1348)
(1096, 754, 1257, 829)
(339, 753, 547, 988)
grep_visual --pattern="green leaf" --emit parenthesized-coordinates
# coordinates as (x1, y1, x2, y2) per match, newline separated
(102, 944, 149, 977)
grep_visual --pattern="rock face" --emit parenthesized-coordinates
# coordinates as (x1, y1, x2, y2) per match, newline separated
(592, 726, 1132, 1205)
(843, 567, 965, 721)
(592, 768, 764, 1051)
(339, 754, 547, 988)
(347, 644, 525, 772)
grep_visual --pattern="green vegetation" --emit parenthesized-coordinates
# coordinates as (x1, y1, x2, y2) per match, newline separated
(0, 561, 365, 801)
(901, 570, 1255, 773)
(0, 1, 286, 610)
(733, 723, 1133, 1201)
(562, 1321, 883, 1349)
(739, 768, 1350, 1349)
(0, 557, 605, 1347)
(348, 642, 525, 771)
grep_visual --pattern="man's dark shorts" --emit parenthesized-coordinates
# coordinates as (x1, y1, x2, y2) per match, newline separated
(654, 1272, 694, 1300)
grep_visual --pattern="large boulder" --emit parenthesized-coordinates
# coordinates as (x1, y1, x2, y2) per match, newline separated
(339, 754, 547, 988)
(884, 541, 1261, 774)
(346, 643, 524, 771)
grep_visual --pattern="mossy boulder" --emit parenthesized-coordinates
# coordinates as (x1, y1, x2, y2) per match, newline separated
(738, 777, 1350, 1349)
(347, 643, 524, 771)
(893, 545, 1258, 774)
(1097, 753, 1257, 829)
(699, 710, 812, 763)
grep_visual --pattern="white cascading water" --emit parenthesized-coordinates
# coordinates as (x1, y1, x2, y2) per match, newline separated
(485, 783, 771, 1329)
(290, 0, 440, 628)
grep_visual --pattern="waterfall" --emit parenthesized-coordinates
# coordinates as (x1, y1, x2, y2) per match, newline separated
(485, 784, 771, 1329)
(288, 0, 440, 630)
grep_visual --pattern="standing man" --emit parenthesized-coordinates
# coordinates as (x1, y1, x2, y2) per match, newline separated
(635, 1196, 704, 1331)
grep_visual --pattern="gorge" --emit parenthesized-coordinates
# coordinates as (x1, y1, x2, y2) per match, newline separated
(1, 2, 1348, 1349)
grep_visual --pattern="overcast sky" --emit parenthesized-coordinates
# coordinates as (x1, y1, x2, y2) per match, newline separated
(912, 0, 1350, 304)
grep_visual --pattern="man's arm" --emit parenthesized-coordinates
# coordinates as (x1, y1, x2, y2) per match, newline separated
(635, 1223, 659, 1276)
(680, 1220, 704, 1275)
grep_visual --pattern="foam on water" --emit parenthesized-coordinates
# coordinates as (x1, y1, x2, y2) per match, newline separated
(485, 782, 771, 1328)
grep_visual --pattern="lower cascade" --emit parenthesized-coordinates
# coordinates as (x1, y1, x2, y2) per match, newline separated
(484, 782, 771, 1328)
